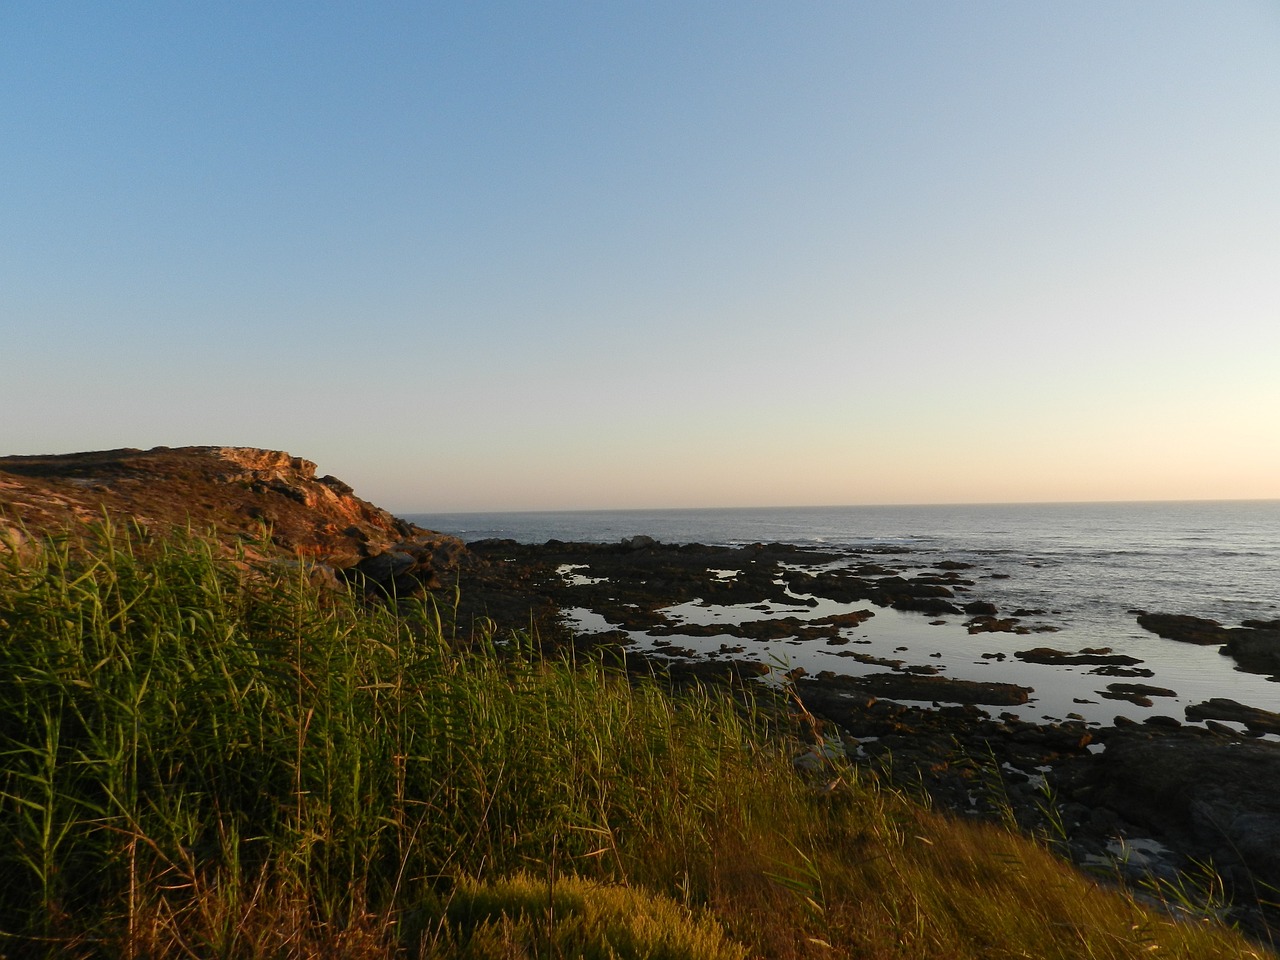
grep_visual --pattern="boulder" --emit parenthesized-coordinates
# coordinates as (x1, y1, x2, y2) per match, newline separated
(963, 600, 998, 616)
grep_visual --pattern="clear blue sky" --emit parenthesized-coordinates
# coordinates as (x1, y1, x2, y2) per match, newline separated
(4, 2, 1278, 511)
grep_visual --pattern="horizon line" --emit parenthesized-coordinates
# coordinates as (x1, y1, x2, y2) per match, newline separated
(400, 496, 1280, 517)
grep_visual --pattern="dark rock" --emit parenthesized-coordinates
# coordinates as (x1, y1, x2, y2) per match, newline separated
(1185, 698, 1280, 735)
(1066, 730, 1280, 894)
(892, 596, 962, 615)
(823, 609, 876, 627)
(1220, 626, 1280, 678)
(963, 600, 998, 616)
(1136, 612, 1230, 645)
(801, 671, 1031, 706)
(966, 616, 1021, 634)
(1098, 682, 1177, 707)
(1087, 664, 1155, 678)
(1204, 720, 1243, 739)
(1015, 646, 1143, 666)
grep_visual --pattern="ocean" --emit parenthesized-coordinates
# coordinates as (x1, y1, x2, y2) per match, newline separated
(405, 501, 1280, 728)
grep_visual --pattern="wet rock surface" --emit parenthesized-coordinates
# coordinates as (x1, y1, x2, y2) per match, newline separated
(1015, 646, 1143, 666)
(1136, 612, 1233, 645)
(1138, 612, 1280, 679)
(1185, 698, 1280, 735)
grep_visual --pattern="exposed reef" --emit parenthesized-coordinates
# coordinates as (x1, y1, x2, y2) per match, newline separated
(1137, 611, 1280, 679)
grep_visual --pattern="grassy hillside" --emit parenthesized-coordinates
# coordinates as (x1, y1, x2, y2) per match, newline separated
(0, 526, 1268, 958)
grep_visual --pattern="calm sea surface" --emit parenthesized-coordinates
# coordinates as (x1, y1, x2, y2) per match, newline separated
(406, 501, 1280, 726)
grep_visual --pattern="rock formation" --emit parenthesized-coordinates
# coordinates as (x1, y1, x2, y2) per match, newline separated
(0, 445, 465, 593)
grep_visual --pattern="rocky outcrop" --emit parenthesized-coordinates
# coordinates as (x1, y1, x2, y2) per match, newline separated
(1135, 612, 1230, 645)
(1221, 622, 1280, 679)
(1015, 646, 1143, 666)
(1061, 728, 1280, 895)
(0, 446, 464, 590)
(1137, 612, 1280, 678)
(1185, 698, 1280, 735)
(799, 670, 1032, 706)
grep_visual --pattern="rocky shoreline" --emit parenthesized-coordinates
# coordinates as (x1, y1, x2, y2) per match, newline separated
(3, 447, 1278, 938)
(451, 535, 1280, 938)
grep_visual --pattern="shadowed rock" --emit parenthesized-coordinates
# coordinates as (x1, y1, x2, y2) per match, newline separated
(1137, 613, 1280, 678)
(1185, 698, 1280, 735)
(1015, 647, 1144, 666)
(1063, 729, 1280, 895)
(799, 670, 1031, 706)
(1136, 612, 1230, 645)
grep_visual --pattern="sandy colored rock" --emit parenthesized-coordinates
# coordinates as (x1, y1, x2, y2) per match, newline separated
(0, 445, 463, 575)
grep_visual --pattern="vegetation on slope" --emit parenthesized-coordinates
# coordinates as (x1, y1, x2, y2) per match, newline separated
(0, 526, 1268, 958)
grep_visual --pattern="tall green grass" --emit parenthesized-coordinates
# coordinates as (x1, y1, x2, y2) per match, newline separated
(0, 525, 1269, 958)
(0, 526, 781, 956)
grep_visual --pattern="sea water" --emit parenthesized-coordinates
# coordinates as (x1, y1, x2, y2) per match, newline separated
(406, 501, 1280, 728)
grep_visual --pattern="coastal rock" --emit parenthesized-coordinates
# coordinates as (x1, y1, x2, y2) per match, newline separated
(1136, 612, 1230, 645)
(1184, 698, 1280, 735)
(1065, 730, 1280, 893)
(1098, 683, 1177, 708)
(800, 671, 1031, 706)
(872, 574, 956, 601)
(1137, 614, 1280, 678)
(1220, 625, 1280, 678)
(0, 446, 450, 569)
(1015, 647, 1143, 666)
(966, 616, 1025, 634)
(345, 537, 469, 599)
(892, 596, 962, 615)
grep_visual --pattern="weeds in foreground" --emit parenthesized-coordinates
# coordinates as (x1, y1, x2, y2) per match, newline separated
(0, 526, 1269, 959)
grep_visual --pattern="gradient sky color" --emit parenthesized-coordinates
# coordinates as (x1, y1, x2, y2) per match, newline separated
(3, 2, 1278, 511)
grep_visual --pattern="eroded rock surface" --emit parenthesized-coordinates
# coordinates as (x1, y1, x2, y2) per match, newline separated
(0, 446, 465, 592)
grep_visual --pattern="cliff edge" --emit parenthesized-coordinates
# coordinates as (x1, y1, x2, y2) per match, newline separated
(0, 445, 466, 590)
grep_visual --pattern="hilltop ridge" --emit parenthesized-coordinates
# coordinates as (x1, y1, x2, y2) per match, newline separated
(0, 444, 466, 589)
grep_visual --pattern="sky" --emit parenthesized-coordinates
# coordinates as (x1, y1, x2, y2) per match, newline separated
(3, 2, 1278, 512)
